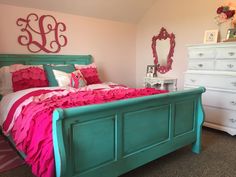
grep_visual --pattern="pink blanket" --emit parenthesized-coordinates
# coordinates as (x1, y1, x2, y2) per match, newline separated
(5, 88, 167, 177)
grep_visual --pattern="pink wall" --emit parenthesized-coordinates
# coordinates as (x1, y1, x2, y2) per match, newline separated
(1, 1, 230, 89)
(0, 4, 137, 87)
(136, 0, 232, 89)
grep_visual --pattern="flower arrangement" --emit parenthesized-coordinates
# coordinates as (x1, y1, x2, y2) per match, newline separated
(215, 2, 236, 27)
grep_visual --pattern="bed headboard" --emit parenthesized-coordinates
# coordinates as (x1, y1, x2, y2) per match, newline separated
(0, 54, 93, 67)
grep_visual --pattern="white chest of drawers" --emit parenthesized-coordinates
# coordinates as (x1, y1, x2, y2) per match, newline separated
(184, 42, 236, 135)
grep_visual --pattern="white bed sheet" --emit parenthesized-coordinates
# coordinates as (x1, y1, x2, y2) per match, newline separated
(0, 82, 123, 132)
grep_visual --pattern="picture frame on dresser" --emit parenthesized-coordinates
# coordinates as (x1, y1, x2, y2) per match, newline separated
(203, 29, 218, 44)
(225, 28, 236, 42)
(146, 65, 157, 77)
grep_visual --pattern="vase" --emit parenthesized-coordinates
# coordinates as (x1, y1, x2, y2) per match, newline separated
(218, 19, 234, 42)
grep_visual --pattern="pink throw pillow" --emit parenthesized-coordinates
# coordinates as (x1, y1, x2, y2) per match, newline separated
(70, 70, 87, 88)
(75, 63, 101, 85)
(12, 67, 49, 92)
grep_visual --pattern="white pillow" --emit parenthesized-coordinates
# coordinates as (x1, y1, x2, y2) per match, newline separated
(0, 66, 12, 95)
(53, 69, 87, 88)
(74, 62, 97, 69)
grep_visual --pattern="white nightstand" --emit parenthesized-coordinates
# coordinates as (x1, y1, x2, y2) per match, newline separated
(144, 77, 177, 91)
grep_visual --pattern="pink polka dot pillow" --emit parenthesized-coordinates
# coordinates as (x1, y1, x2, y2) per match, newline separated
(75, 63, 101, 85)
(12, 67, 49, 92)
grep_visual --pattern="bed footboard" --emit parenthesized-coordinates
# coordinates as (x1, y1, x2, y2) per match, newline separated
(53, 87, 205, 177)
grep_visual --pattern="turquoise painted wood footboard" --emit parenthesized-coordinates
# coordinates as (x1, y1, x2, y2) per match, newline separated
(0, 54, 205, 177)
(53, 87, 205, 177)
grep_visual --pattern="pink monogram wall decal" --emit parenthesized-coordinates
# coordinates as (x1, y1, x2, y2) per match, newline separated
(16, 13, 67, 53)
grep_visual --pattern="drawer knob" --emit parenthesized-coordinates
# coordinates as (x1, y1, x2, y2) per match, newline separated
(198, 53, 204, 57)
(190, 79, 196, 83)
(228, 52, 235, 56)
(231, 82, 236, 86)
(227, 64, 234, 68)
(230, 101, 236, 105)
(229, 118, 236, 123)
(198, 64, 203, 67)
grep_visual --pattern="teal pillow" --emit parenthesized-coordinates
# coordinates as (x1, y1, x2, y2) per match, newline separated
(43, 64, 75, 86)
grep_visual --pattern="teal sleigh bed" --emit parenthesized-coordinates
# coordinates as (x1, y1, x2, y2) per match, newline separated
(0, 54, 205, 177)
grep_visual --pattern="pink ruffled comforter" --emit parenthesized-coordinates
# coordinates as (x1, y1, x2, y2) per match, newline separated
(3, 87, 167, 177)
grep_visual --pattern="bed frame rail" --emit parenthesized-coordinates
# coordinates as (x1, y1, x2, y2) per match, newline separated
(53, 87, 205, 177)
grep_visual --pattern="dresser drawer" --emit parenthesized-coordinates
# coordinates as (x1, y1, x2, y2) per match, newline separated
(203, 90, 236, 111)
(188, 48, 215, 59)
(188, 60, 214, 70)
(216, 47, 236, 59)
(185, 73, 236, 90)
(204, 106, 236, 129)
(215, 60, 236, 71)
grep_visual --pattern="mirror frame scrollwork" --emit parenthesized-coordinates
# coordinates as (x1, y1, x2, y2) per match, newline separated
(151, 27, 175, 74)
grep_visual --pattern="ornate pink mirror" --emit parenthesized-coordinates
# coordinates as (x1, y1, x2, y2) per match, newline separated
(151, 27, 175, 74)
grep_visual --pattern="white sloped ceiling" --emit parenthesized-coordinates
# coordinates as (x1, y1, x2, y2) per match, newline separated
(0, 0, 157, 23)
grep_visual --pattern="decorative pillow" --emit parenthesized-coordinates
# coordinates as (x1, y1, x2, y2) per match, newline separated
(53, 69, 87, 88)
(12, 67, 49, 92)
(74, 63, 101, 85)
(70, 71, 87, 88)
(0, 64, 44, 95)
(43, 64, 75, 86)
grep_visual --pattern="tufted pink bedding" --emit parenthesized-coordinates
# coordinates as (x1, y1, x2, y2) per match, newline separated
(0, 84, 167, 177)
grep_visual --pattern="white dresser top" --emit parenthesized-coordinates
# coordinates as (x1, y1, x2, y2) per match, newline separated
(187, 42, 236, 48)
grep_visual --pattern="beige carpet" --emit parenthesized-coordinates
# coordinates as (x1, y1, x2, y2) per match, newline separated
(0, 128, 235, 177)
(122, 127, 236, 177)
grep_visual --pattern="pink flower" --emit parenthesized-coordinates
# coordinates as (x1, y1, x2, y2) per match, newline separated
(217, 6, 224, 14)
(225, 10, 235, 18)
(218, 12, 228, 22)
